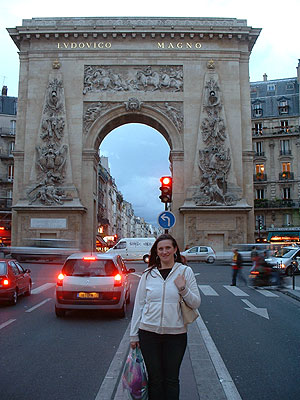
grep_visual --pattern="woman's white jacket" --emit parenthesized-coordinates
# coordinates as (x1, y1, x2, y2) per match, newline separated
(130, 262, 201, 342)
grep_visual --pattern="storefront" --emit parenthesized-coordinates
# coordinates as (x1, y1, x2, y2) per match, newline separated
(267, 229, 300, 244)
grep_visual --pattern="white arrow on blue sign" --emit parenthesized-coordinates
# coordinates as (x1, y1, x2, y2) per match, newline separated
(158, 211, 176, 229)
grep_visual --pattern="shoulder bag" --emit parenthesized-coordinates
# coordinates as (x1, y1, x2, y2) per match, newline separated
(179, 267, 200, 325)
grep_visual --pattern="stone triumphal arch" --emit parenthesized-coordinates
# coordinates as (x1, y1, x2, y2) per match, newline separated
(8, 17, 260, 251)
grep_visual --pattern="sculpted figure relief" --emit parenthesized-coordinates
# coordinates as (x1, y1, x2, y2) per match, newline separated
(83, 65, 183, 93)
(194, 74, 238, 206)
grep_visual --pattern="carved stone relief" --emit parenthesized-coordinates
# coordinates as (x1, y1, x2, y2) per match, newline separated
(83, 100, 183, 134)
(83, 65, 183, 94)
(193, 64, 239, 206)
(27, 77, 69, 205)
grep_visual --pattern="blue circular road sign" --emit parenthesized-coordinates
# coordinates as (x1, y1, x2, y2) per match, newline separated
(158, 211, 176, 229)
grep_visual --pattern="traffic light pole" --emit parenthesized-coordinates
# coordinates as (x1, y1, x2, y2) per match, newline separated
(164, 202, 168, 234)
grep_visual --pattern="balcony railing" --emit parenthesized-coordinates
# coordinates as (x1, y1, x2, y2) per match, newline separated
(280, 150, 292, 156)
(252, 127, 299, 137)
(0, 176, 14, 184)
(279, 172, 294, 180)
(253, 173, 267, 182)
(254, 152, 265, 157)
(0, 198, 12, 210)
(0, 128, 16, 136)
(254, 199, 298, 209)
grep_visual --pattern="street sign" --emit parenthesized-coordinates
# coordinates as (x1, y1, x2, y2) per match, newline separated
(158, 211, 176, 229)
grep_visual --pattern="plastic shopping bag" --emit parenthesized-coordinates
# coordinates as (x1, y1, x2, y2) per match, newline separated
(122, 347, 148, 400)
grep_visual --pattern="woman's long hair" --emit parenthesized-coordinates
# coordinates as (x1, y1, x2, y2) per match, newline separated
(146, 234, 183, 275)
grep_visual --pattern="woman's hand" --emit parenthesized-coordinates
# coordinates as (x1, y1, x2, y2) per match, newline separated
(130, 341, 140, 349)
(174, 273, 186, 291)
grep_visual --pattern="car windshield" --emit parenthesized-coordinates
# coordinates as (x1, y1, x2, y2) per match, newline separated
(273, 248, 298, 258)
(62, 259, 118, 277)
(0, 261, 7, 275)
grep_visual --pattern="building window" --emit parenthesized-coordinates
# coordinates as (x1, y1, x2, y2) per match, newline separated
(253, 122, 263, 135)
(282, 187, 291, 199)
(282, 162, 291, 173)
(286, 83, 294, 90)
(280, 140, 290, 155)
(278, 100, 289, 115)
(256, 215, 265, 229)
(8, 165, 14, 182)
(253, 104, 262, 117)
(280, 120, 289, 132)
(10, 120, 16, 135)
(267, 83, 276, 92)
(6, 190, 12, 207)
(9, 142, 14, 155)
(284, 214, 292, 226)
(255, 141, 263, 155)
(255, 164, 265, 174)
(256, 189, 265, 199)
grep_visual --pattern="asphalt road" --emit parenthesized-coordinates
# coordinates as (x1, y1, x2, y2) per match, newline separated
(0, 260, 299, 400)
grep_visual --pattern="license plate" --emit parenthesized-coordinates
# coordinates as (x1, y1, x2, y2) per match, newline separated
(77, 292, 99, 299)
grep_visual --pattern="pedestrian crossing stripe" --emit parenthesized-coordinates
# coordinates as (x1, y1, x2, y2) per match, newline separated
(198, 285, 279, 298)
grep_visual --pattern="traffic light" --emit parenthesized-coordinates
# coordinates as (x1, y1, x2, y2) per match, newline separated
(159, 176, 172, 203)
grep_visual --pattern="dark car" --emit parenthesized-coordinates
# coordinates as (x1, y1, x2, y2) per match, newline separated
(0, 259, 32, 305)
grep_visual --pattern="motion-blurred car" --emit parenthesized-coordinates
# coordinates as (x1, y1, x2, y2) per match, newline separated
(55, 253, 135, 318)
(265, 246, 300, 276)
(0, 259, 32, 305)
(181, 246, 216, 263)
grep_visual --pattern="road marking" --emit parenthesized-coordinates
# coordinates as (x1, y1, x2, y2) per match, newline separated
(25, 298, 52, 313)
(0, 319, 16, 330)
(224, 285, 249, 296)
(255, 289, 279, 297)
(95, 323, 130, 400)
(196, 315, 242, 400)
(198, 284, 219, 296)
(31, 283, 55, 294)
(241, 299, 269, 319)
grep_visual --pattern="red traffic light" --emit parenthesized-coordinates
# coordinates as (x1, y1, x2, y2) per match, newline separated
(159, 176, 172, 203)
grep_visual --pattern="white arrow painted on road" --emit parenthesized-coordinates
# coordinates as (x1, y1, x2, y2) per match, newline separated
(241, 299, 269, 319)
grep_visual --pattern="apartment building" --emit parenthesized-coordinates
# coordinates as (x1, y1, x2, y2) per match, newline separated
(251, 60, 300, 243)
(0, 86, 17, 245)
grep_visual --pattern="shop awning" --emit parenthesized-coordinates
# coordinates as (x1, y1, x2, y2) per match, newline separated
(267, 231, 300, 241)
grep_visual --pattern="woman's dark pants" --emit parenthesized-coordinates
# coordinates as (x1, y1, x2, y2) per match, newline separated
(139, 329, 187, 400)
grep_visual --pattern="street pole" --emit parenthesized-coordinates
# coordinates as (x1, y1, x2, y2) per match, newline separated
(164, 202, 168, 234)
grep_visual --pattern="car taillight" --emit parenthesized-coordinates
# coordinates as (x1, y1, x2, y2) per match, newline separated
(250, 271, 259, 275)
(83, 256, 96, 261)
(57, 273, 64, 286)
(114, 273, 122, 286)
(3, 278, 9, 285)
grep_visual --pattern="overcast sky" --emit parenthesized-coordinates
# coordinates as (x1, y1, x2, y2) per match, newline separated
(1, 0, 299, 226)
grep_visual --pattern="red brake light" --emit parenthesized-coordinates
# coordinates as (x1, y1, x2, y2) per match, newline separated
(83, 256, 96, 261)
(114, 273, 122, 286)
(3, 279, 9, 285)
(250, 270, 259, 275)
(57, 273, 64, 286)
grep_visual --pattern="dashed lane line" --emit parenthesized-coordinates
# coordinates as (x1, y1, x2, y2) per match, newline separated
(223, 285, 249, 296)
(198, 284, 219, 296)
(31, 283, 55, 294)
(0, 319, 16, 330)
(25, 298, 52, 313)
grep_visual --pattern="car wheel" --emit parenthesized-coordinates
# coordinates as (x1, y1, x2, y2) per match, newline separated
(10, 290, 18, 306)
(206, 256, 215, 264)
(143, 254, 149, 263)
(117, 302, 126, 318)
(24, 281, 32, 296)
(55, 306, 66, 318)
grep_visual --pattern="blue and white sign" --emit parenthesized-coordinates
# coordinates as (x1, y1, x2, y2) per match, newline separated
(158, 211, 176, 229)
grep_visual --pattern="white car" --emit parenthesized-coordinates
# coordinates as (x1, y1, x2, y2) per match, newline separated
(55, 252, 135, 318)
(181, 246, 216, 263)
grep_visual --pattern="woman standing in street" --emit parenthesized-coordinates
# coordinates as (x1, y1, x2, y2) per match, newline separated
(130, 234, 201, 400)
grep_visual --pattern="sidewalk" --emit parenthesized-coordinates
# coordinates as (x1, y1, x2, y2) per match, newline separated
(112, 315, 241, 400)
(281, 286, 300, 302)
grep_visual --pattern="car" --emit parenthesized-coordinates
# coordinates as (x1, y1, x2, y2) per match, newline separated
(55, 252, 135, 318)
(0, 259, 32, 305)
(180, 246, 216, 263)
(265, 246, 300, 276)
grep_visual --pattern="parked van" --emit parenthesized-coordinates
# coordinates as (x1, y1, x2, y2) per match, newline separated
(106, 237, 156, 262)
